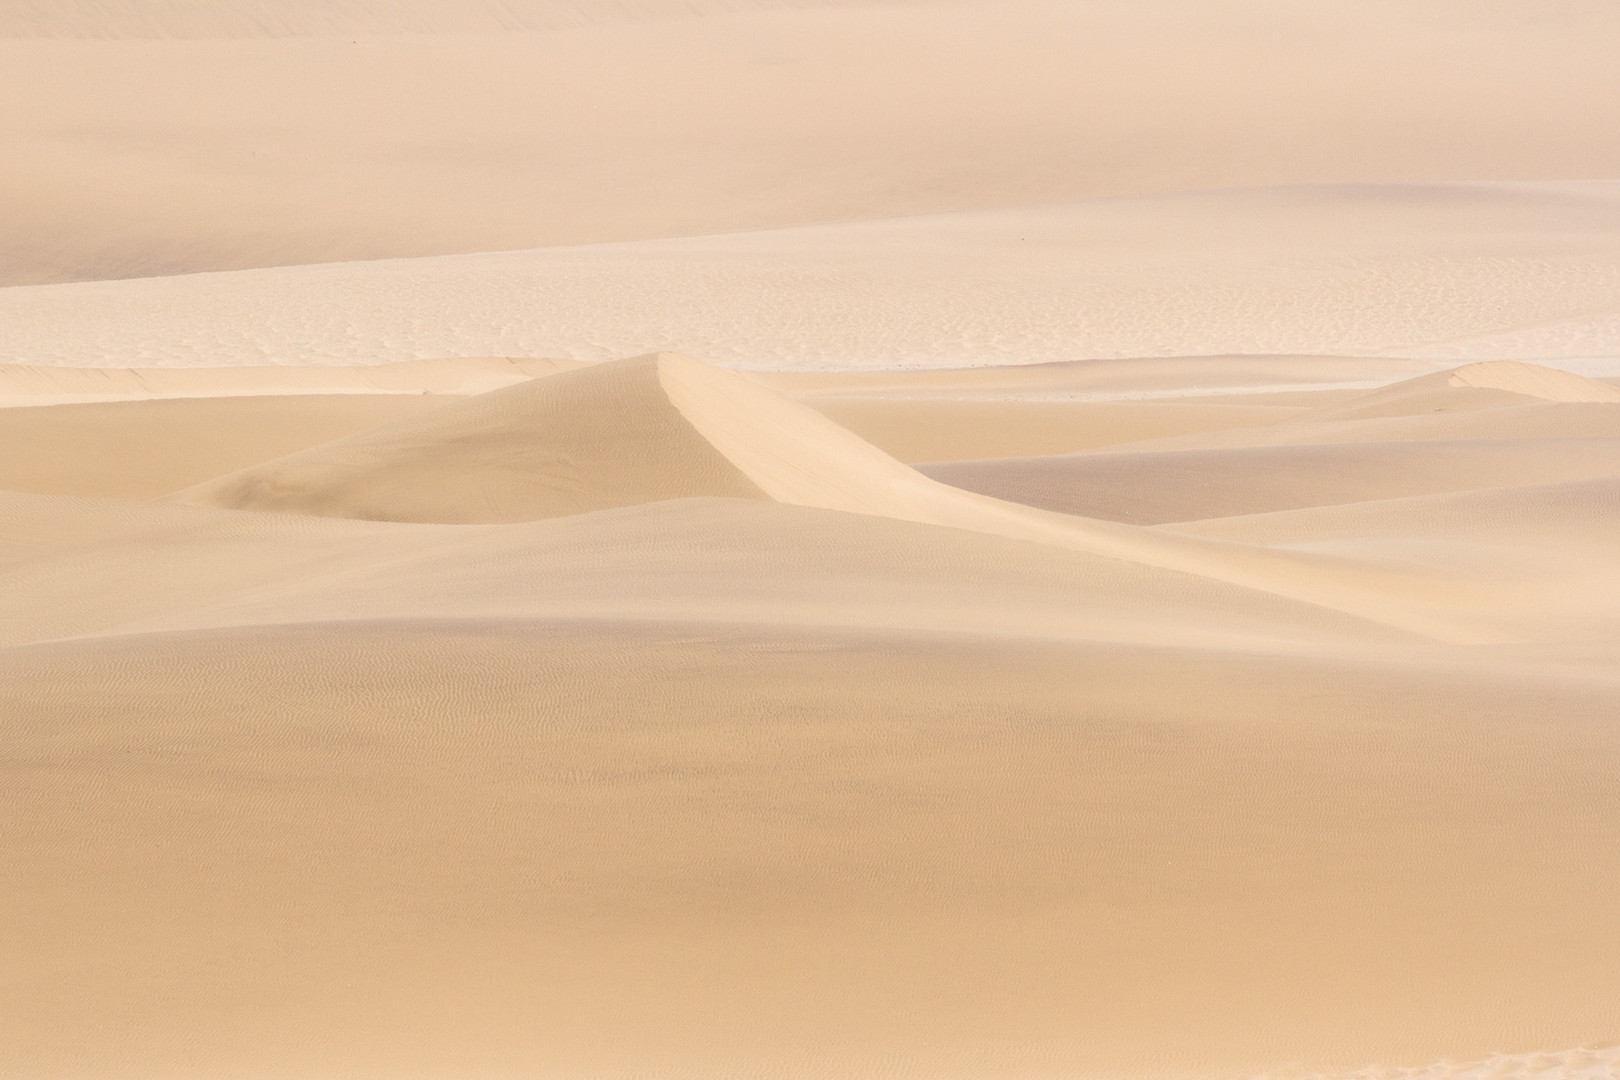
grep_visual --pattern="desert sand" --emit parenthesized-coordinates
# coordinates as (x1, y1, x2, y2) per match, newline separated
(3, 3, 1619, 1079)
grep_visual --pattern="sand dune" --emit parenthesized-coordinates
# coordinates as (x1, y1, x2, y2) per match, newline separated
(802, 398, 1308, 462)
(6, 343, 1618, 1074)
(1173, 475, 1620, 566)
(918, 362, 1620, 523)
(0, 491, 1403, 655)
(1444, 360, 1620, 403)
(923, 438, 1620, 525)
(175, 354, 772, 522)
(5, 2, 1619, 285)
(4, 620, 1617, 1079)
(4, 185, 1620, 370)
(1302, 361, 1620, 422)
(774, 354, 1439, 399)
(0, 395, 454, 498)
(160, 354, 1588, 643)
(1084, 391, 1620, 456)
(5, 2, 1618, 1075)
(1163, 477, 1620, 642)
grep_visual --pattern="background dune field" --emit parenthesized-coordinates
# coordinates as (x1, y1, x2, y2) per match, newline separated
(2, 2, 1618, 1079)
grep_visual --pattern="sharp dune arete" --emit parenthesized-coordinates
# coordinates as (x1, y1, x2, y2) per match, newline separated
(2, 3, 1618, 1079)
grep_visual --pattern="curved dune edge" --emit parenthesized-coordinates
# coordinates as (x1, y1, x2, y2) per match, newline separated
(1281, 359, 1620, 424)
(173, 354, 770, 523)
(172, 352, 1506, 641)
(662, 353, 1494, 642)
(1446, 359, 1620, 403)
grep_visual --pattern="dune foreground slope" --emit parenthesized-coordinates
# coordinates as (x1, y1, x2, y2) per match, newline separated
(4, 2, 1620, 1075)
(3, 345, 1620, 1080)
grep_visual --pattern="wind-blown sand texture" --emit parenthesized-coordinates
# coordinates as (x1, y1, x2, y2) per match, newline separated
(5, 352, 1619, 1078)
(3, 2, 1619, 1078)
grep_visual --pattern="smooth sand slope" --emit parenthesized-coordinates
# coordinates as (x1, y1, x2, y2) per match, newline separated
(922, 361, 1620, 523)
(3, 347, 1619, 1078)
(4, 1, 1619, 285)
(4, 3, 1619, 1069)
(0, 395, 452, 498)
(168, 353, 1550, 640)
(176, 355, 772, 522)
(5, 620, 1618, 1080)
(925, 438, 1620, 525)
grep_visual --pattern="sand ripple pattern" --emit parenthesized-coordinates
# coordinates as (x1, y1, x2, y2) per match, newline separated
(1254, 1046, 1620, 1080)
(2, 185, 1618, 371)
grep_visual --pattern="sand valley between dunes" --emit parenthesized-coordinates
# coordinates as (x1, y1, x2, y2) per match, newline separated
(3, 2, 1620, 1079)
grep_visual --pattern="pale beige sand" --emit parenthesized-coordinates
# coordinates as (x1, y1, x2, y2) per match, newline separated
(1083, 364, 1620, 456)
(803, 398, 1307, 462)
(923, 438, 1620, 525)
(0, 395, 449, 498)
(175, 355, 773, 523)
(4, 185, 1620, 370)
(3, 621, 1617, 1079)
(4, 3, 1619, 1071)
(779, 356, 1413, 459)
(1301, 362, 1620, 422)
(0, 492, 1398, 657)
(1164, 477, 1620, 643)
(168, 354, 1541, 641)
(3, 348, 1619, 1076)
(1171, 475, 1620, 571)
(4, 2, 1619, 286)
(769, 355, 1439, 398)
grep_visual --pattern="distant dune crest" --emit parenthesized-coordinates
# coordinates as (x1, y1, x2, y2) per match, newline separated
(1446, 360, 1620, 403)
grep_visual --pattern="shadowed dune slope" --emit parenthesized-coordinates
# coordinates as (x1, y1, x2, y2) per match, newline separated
(1111, 402, 1620, 454)
(1162, 477, 1620, 643)
(1080, 367, 1620, 456)
(1171, 475, 1620, 564)
(923, 438, 1620, 525)
(175, 354, 770, 523)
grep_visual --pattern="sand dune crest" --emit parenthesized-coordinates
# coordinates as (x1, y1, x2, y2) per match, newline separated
(1303, 360, 1620, 422)
(175, 354, 767, 523)
(168, 353, 1515, 640)
(1446, 360, 1620, 403)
